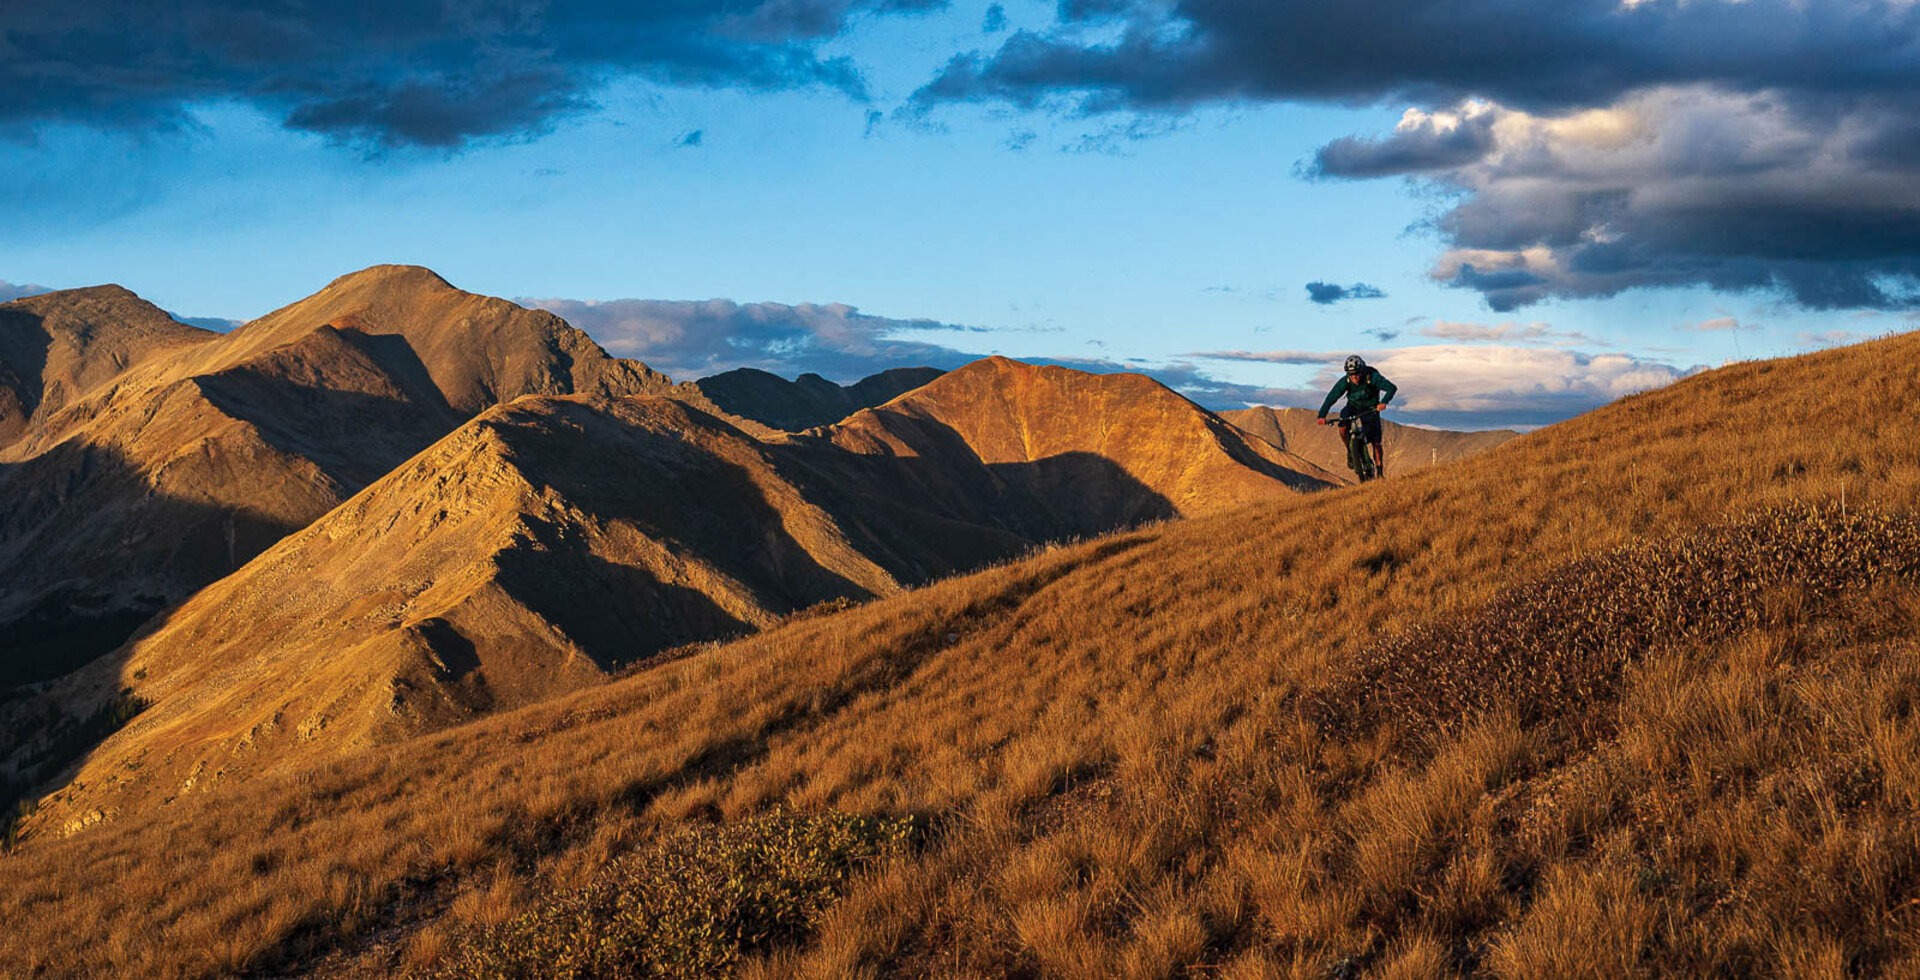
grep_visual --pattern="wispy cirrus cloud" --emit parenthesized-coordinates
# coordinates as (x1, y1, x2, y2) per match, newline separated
(1680, 315, 1762, 333)
(1800, 330, 1866, 349)
(1423, 320, 1598, 346)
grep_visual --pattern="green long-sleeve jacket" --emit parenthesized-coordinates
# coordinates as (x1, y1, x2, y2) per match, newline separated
(1317, 367, 1397, 417)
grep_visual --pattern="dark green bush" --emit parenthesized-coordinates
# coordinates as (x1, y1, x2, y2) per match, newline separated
(2, 689, 149, 849)
(437, 809, 914, 979)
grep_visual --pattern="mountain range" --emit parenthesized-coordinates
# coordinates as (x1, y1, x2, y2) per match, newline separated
(0, 266, 1410, 836)
(3, 299, 1911, 977)
(692, 366, 945, 431)
(0, 266, 673, 685)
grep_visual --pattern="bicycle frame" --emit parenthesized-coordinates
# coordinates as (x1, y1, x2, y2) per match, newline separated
(1335, 408, 1380, 482)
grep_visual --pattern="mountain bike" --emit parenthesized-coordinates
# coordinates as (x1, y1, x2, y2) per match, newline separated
(1322, 407, 1381, 483)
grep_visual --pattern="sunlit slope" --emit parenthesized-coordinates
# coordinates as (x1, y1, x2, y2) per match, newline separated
(31, 394, 902, 830)
(0, 286, 215, 449)
(0, 267, 674, 681)
(8, 331, 1920, 975)
(33, 357, 1338, 832)
(1223, 405, 1519, 482)
(166, 264, 671, 411)
(829, 356, 1336, 529)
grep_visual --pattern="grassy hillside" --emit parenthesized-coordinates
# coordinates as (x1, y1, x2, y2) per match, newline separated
(5, 332, 1920, 976)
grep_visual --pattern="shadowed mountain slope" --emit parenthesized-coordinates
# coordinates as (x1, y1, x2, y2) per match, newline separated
(694, 366, 944, 431)
(0, 286, 216, 450)
(1223, 405, 1519, 482)
(26, 395, 900, 823)
(0, 267, 674, 683)
(7, 329, 1919, 976)
(28, 360, 1333, 827)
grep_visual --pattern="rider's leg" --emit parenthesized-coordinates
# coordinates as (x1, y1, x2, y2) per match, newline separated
(1362, 413, 1385, 478)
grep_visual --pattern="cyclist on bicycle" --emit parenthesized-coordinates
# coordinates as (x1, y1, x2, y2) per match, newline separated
(1317, 354, 1398, 479)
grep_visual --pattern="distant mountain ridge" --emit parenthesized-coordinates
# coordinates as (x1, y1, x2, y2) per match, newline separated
(1222, 406, 1519, 482)
(693, 366, 945, 430)
(22, 345, 1333, 828)
(0, 265, 675, 683)
(0, 286, 215, 449)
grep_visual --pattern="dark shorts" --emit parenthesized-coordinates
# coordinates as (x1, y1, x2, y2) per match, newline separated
(1339, 408, 1383, 446)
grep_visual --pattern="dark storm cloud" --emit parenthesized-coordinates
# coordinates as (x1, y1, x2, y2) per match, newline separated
(1412, 91, 1920, 311)
(1305, 281, 1386, 305)
(912, 0, 1920, 115)
(1311, 111, 1497, 178)
(0, 0, 943, 148)
(911, 1, 1920, 312)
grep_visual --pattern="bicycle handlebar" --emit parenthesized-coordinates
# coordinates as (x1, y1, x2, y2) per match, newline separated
(1319, 405, 1384, 424)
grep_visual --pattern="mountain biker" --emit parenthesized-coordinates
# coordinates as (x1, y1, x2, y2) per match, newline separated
(1317, 354, 1398, 479)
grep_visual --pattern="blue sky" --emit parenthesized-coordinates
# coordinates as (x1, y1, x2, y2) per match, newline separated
(3, 0, 1917, 429)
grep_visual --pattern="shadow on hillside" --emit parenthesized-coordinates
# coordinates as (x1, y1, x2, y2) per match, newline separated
(495, 529, 756, 670)
(0, 307, 53, 445)
(487, 400, 882, 654)
(0, 447, 254, 838)
(0, 444, 284, 689)
(1202, 413, 1337, 492)
(2, 329, 505, 692)
(195, 329, 465, 488)
(765, 413, 1177, 585)
(486, 398, 1178, 662)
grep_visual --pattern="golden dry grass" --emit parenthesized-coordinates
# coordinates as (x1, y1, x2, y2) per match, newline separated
(7, 332, 1920, 976)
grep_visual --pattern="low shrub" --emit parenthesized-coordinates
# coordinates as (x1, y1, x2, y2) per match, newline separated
(434, 808, 914, 979)
(1313, 504, 1920, 742)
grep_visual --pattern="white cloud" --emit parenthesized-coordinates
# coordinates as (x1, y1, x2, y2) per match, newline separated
(0, 280, 52, 303)
(523, 296, 997, 383)
(1188, 344, 1701, 428)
